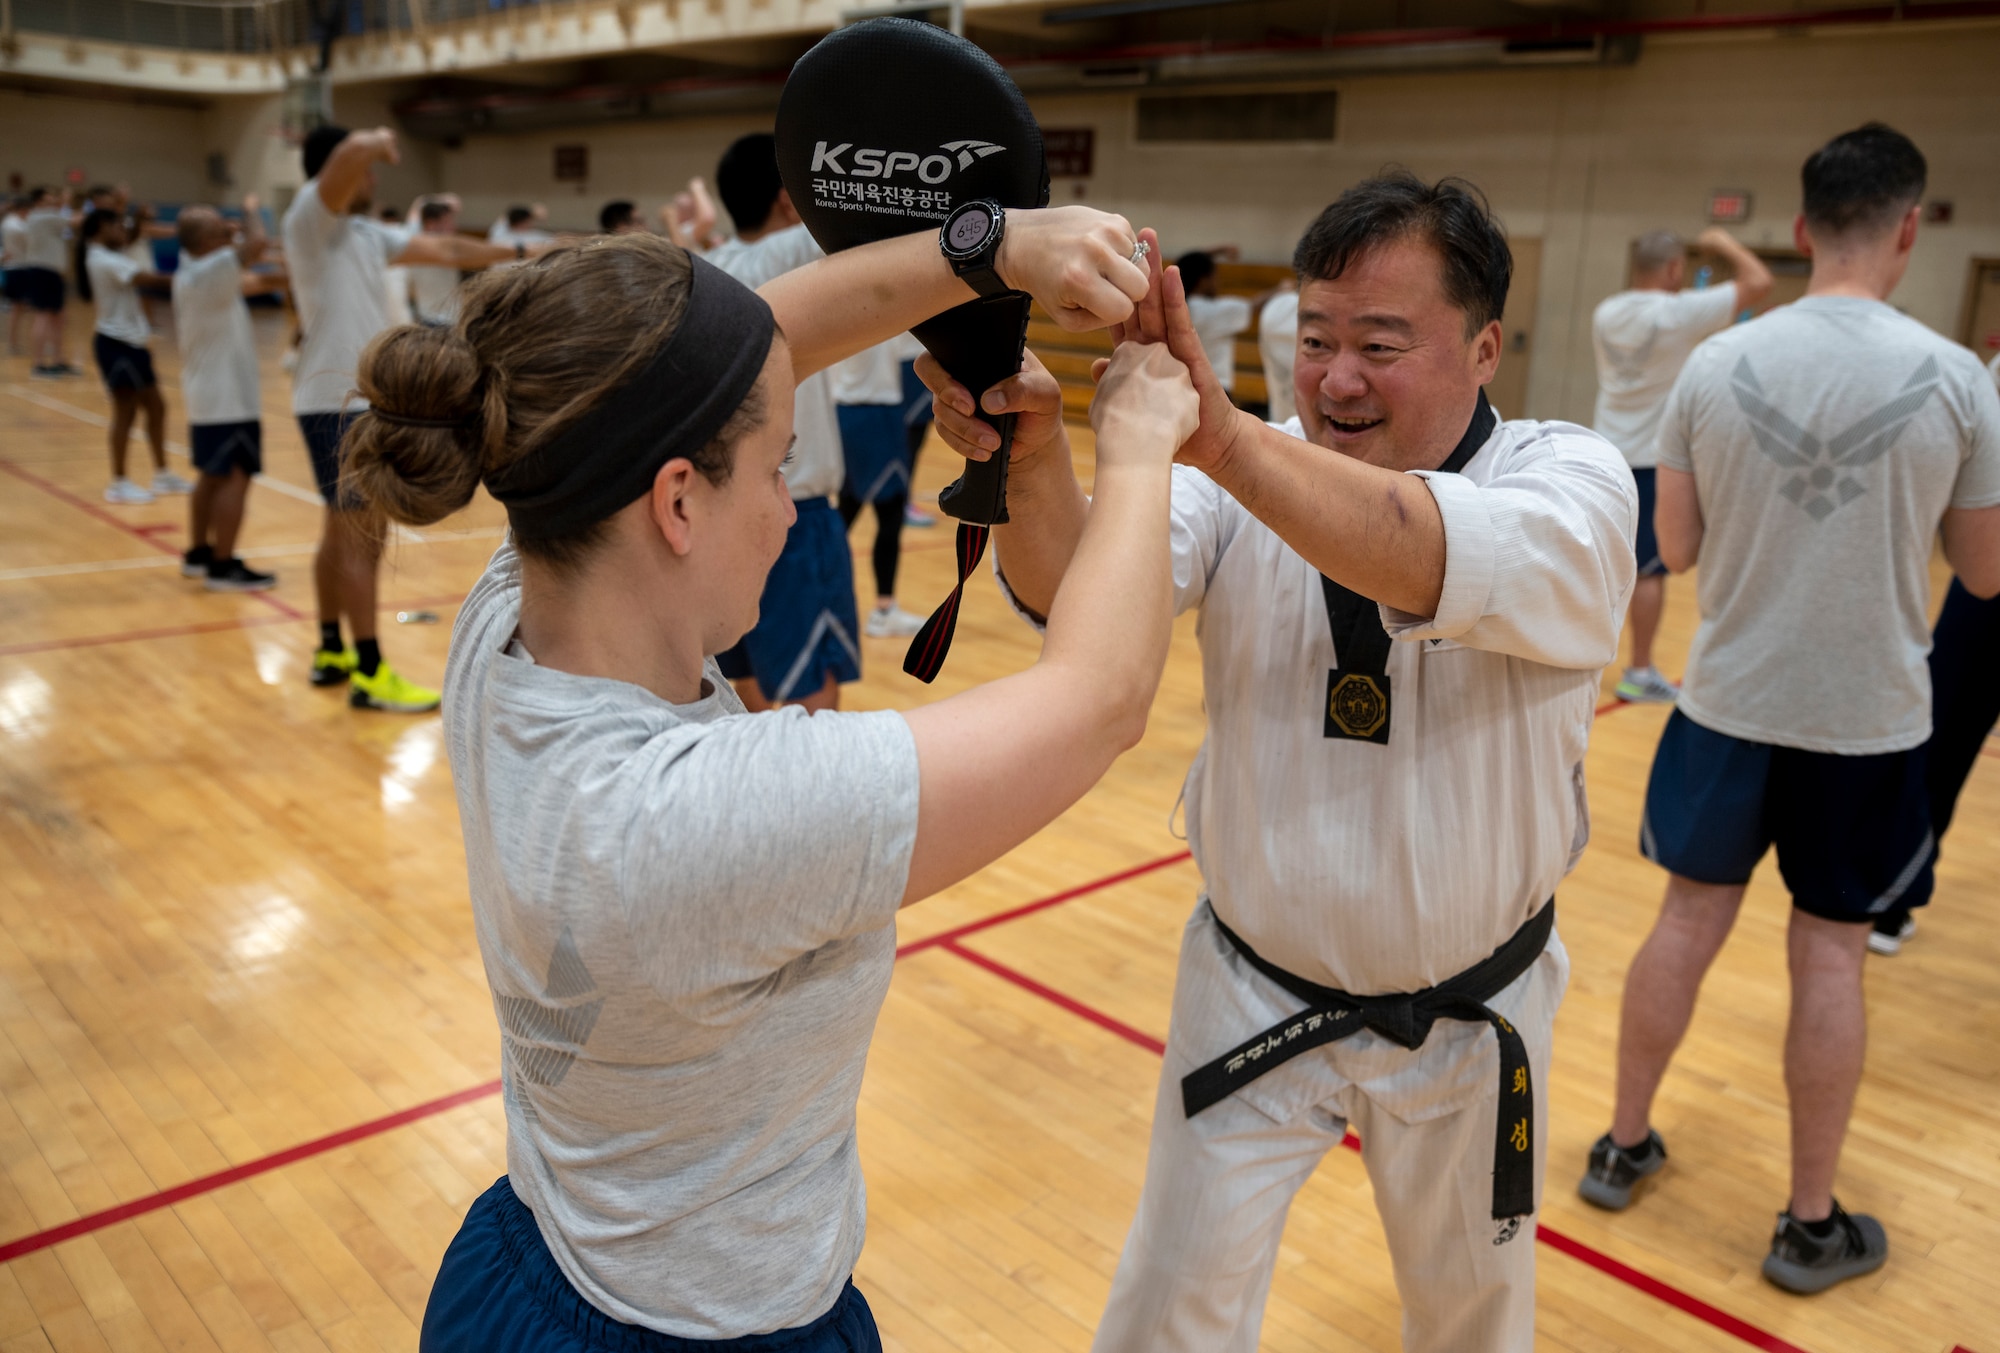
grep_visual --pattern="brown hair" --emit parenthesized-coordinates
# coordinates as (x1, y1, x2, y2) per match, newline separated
(343, 233, 759, 572)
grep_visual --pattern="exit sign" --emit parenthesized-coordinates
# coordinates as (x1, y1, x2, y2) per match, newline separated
(1708, 190, 1753, 224)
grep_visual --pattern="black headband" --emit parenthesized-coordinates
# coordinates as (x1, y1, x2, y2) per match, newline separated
(485, 251, 776, 541)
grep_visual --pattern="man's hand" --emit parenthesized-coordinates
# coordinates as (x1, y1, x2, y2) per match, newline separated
(1092, 342, 1199, 468)
(918, 348, 1069, 468)
(997, 206, 1149, 332)
(1158, 258, 1256, 477)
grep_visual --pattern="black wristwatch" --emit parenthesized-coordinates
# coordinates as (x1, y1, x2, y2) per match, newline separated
(940, 199, 1008, 297)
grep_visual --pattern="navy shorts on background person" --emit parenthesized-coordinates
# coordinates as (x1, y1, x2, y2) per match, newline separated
(717, 497, 860, 704)
(420, 1178, 884, 1353)
(93, 333, 156, 391)
(190, 421, 263, 476)
(837, 404, 911, 503)
(1, 269, 24, 304)
(1632, 467, 1664, 577)
(16, 266, 64, 313)
(1640, 708, 1934, 922)
(297, 411, 360, 508)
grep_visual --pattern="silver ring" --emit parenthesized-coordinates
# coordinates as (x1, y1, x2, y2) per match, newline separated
(1129, 238, 1150, 267)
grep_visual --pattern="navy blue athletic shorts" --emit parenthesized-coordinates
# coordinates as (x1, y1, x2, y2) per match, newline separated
(717, 497, 860, 704)
(297, 410, 361, 509)
(421, 1178, 883, 1353)
(93, 333, 156, 391)
(190, 421, 263, 476)
(1, 269, 24, 304)
(1632, 467, 1665, 578)
(1640, 708, 1934, 923)
(16, 266, 63, 313)
(837, 404, 911, 503)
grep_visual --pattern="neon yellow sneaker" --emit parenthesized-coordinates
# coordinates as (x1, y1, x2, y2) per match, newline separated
(349, 661, 441, 713)
(310, 646, 358, 687)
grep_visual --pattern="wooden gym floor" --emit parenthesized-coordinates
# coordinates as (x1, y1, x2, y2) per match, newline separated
(0, 305, 1995, 1353)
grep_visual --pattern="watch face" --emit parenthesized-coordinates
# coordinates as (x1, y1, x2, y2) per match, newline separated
(947, 206, 994, 254)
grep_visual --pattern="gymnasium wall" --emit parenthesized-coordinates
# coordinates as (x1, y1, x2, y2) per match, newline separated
(0, 85, 216, 204)
(425, 20, 2000, 423)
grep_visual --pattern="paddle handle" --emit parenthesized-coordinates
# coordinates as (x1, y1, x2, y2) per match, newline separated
(913, 292, 1034, 528)
(937, 415, 1014, 525)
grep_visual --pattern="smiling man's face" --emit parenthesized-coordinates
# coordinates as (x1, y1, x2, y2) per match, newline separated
(1293, 234, 1503, 472)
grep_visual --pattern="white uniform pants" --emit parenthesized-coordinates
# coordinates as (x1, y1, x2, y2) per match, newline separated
(1093, 904, 1566, 1353)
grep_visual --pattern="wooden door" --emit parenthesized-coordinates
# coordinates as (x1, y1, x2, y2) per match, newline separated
(1960, 258, 2000, 360)
(1486, 237, 1541, 420)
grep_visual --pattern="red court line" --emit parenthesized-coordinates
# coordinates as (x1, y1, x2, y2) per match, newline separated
(0, 614, 295, 658)
(0, 1079, 502, 1265)
(897, 850, 1193, 957)
(940, 939, 1166, 1054)
(0, 594, 467, 659)
(0, 457, 304, 620)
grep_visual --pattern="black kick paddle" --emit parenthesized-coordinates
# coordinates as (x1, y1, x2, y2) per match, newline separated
(776, 18, 1049, 681)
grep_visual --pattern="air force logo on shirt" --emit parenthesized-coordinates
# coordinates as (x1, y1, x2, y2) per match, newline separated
(1730, 354, 1941, 520)
(1598, 326, 1660, 382)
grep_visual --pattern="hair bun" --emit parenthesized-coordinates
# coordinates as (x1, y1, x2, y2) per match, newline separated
(345, 325, 504, 527)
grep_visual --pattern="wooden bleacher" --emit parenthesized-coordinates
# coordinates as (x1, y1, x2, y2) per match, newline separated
(1029, 262, 1293, 421)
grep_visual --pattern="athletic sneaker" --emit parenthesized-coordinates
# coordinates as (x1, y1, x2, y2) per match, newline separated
(1578, 1129, 1667, 1210)
(1866, 914, 1917, 956)
(182, 544, 214, 578)
(350, 662, 441, 713)
(865, 604, 927, 638)
(1761, 1201, 1888, 1294)
(310, 646, 358, 687)
(205, 558, 277, 592)
(904, 503, 938, 529)
(151, 470, 194, 496)
(1615, 666, 1680, 704)
(29, 364, 63, 380)
(54, 363, 85, 377)
(103, 477, 155, 505)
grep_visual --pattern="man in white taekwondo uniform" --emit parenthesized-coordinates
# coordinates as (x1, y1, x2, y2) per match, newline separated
(919, 174, 1635, 1351)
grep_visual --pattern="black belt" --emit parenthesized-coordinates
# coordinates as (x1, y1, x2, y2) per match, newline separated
(1181, 901, 1554, 1220)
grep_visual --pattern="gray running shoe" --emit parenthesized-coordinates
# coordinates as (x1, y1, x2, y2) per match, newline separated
(1578, 1129, 1667, 1210)
(1615, 666, 1680, 704)
(1762, 1201, 1887, 1294)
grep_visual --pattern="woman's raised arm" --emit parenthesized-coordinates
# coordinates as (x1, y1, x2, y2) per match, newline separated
(758, 206, 1149, 380)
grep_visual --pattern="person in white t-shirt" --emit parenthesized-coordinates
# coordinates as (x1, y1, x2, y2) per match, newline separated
(704, 132, 859, 713)
(377, 204, 415, 327)
(3, 195, 34, 357)
(1584, 123, 2000, 1296)
(1175, 247, 1288, 402)
(77, 209, 189, 505)
(172, 198, 288, 590)
(20, 188, 82, 378)
(407, 197, 465, 326)
(1257, 285, 1300, 423)
(1592, 227, 1772, 703)
(285, 125, 544, 713)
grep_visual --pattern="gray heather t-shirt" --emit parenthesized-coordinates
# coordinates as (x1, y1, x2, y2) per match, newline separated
(442, 542, 920, 1338)
(1658, 295, 2000, 753)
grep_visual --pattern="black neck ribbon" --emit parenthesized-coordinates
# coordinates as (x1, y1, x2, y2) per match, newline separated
(1320, 390, 1496, 744)
(485, 252, 776, 542)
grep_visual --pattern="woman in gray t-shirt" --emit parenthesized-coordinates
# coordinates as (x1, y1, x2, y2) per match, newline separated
(339, 223, 1195, 1351)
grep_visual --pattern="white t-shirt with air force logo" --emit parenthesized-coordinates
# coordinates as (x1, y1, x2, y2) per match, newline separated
(1658, 295, 2000, 754)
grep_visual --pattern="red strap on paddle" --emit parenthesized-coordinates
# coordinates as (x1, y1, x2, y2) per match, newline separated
(903, 523, 991, 683)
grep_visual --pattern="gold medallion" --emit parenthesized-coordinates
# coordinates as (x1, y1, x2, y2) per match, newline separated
(1328, 673, 1388, 738)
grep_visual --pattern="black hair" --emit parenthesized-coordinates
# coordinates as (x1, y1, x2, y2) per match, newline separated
(716, 133, 783, 234)
(74, 208, 116, 303)
(507, 206, 535, 228)
(599, 200, 637, 233)
(1292, 170, 1511, 339)
(1176, 250, 1216, 292)
(419, 200, 455, 226)
(1801, 123, 1927, 239)
(302, 124, 350, 181)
